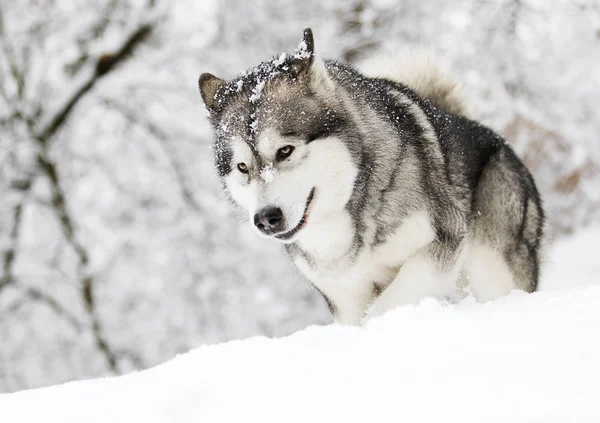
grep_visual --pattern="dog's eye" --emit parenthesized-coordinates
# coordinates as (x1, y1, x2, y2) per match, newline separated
(276, 145, 295, 160)
(237, 163, 249, 173)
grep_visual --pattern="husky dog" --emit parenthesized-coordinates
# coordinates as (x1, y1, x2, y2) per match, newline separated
(198, 29, 544, 325)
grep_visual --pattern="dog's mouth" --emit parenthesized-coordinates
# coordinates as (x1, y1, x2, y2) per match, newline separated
(275, 188, 316, 241)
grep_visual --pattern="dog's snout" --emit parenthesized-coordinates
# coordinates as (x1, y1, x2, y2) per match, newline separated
(254, 207, 285, 234)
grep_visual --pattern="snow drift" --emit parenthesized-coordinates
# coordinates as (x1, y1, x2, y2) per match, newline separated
(1, 229, 599, 423)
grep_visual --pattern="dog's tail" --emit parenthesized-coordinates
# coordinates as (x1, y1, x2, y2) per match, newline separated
(358, 48, 469, 118)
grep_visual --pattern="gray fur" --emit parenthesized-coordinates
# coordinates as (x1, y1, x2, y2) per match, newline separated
(198, 28, 544, 322)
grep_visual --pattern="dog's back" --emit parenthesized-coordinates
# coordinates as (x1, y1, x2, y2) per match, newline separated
(358, 48, 469, 117)
(357, 51, 544, 298)
(324, 51, 544, 311)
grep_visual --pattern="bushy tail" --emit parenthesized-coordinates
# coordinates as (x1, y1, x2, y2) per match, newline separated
(358, 48, 469, 118)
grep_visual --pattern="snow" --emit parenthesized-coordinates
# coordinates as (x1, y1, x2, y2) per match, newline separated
(260, 163, 275, 183)
(2, 0, 600, 394)
(249, 80, 266, 103)
(272, 52, 287, 67)
(1, 228, 599, 422)
(294, 39, 311, 59)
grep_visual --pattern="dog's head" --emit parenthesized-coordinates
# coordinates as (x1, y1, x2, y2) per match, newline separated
(198, 29, 358, 243)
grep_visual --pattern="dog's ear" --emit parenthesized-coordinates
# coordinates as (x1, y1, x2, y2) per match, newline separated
(198, 73, 226, 113)
(290, 28, 315, 77)
(290, 28, 334, 95)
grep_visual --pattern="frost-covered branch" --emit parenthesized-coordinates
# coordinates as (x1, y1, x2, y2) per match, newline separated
(12, 286, 83, 332)
(106, 98, 206, 214)
(36, 25, 154, 143)
(0, 202, 24, 291)
(32, 16, 158, 374)
(1, 0, 162, 375)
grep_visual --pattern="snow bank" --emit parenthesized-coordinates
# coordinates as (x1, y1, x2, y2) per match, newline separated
(1, 229, 600, 423)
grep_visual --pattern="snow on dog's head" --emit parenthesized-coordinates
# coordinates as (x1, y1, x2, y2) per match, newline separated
(198, 29, 357, 243)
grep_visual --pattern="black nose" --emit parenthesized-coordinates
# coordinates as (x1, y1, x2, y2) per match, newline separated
(254, 207, 285, 234)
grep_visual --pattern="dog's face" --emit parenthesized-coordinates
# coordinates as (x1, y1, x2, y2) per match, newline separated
(199, 29, 358, 243)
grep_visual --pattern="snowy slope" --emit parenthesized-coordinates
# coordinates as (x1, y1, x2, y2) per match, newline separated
(1, 229, 600, 423)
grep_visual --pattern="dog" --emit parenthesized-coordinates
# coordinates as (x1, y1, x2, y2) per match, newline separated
(198, 28, 544, 325)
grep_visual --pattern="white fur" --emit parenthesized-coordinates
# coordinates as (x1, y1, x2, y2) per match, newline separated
(465, 242, 516, 302)
(367, 252, 452, 320)
(295, 211, 442, 325)
(367, 239, 467, 320)
(294, 251, 381, 325)
(226, 131, 358, 242)
(371, 210, 436, 267)
(226, 137, 260, 214)
(297, 210, 355, 262)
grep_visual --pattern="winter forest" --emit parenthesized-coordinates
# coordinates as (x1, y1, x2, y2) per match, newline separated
(1, 0, 599, 393)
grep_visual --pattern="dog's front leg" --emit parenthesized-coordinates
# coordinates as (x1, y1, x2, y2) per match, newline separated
(365, 238, 466, 321)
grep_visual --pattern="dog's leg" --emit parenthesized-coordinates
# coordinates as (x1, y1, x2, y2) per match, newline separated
(366, 239, 466, 321)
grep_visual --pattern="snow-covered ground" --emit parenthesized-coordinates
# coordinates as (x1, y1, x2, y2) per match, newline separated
(2, 0, 600, 392)
(1, 228, 599, 423)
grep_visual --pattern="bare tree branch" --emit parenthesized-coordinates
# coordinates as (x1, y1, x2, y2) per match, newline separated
(18, 286, 82, 332)
(0, 3, 161, 375)
(36, 23, 153, 143)
(106, 98, 206, 214)
(32, 19, 157, 374)
(0, 38, 26, 102)
(0, 202, 23, 291)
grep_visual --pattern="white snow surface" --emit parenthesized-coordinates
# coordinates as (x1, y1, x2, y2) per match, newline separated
(1, 228, 600, 422)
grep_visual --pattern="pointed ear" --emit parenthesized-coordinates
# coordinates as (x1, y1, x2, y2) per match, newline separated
(290, 28, 315, 77)
(198, 73, 226, 112)
(290, 29, 334, 95)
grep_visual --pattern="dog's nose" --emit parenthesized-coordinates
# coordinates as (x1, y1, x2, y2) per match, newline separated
(254, 207, 285, 234)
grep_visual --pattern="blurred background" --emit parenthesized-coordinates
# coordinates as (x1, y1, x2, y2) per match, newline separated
(0, 0, 598, 392)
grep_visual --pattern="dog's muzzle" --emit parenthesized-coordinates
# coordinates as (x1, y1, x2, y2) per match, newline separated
(253, 207, 286, 235)
(253, 188, 316, 240)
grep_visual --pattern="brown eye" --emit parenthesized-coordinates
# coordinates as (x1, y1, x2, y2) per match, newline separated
(277, 145, 295, 160)
(237, 163, 248, 173)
